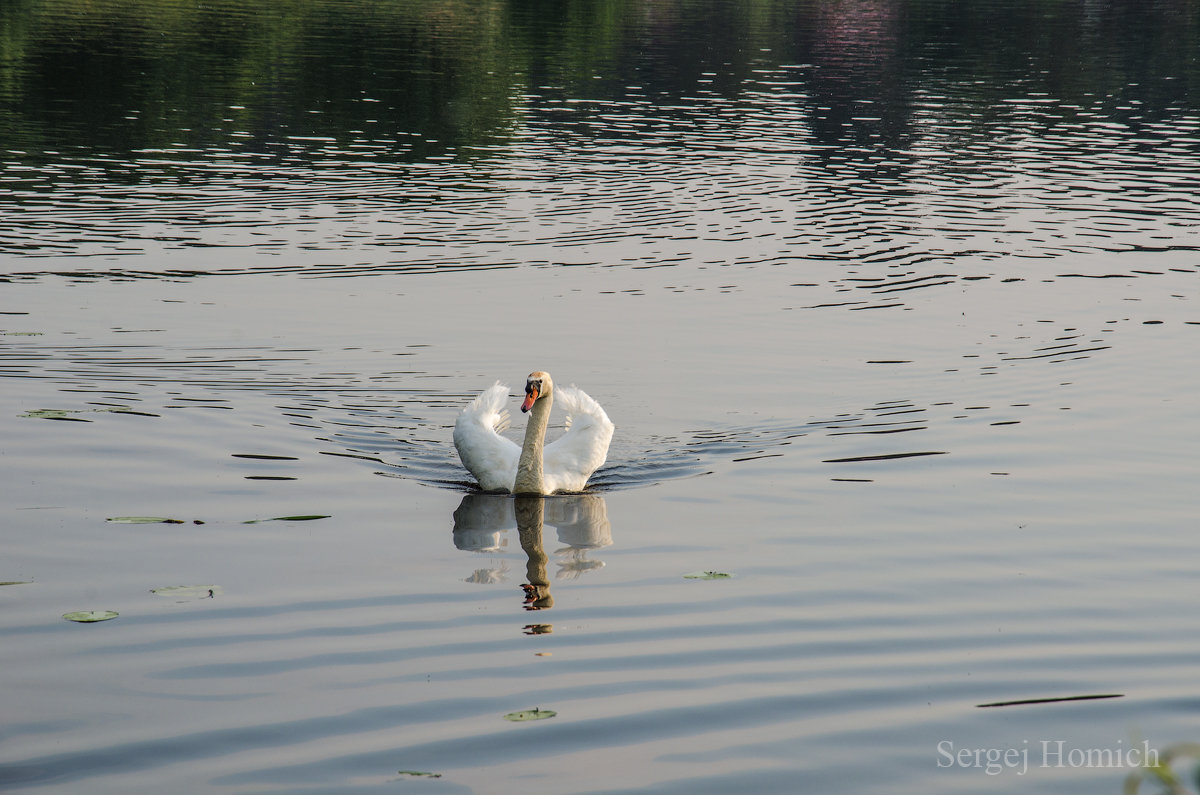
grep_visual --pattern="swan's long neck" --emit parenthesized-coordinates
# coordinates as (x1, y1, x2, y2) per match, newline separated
(514, 389, 551, 495)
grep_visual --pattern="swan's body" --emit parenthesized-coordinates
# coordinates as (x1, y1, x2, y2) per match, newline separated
(453, 371, 614, 495)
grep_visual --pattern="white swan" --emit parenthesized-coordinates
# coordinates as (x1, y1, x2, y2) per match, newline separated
(453, 371, 614, 495)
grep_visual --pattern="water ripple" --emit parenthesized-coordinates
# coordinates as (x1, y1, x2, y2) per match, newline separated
(3, 80, 1197, 322)
(3, 314, 1139, 495)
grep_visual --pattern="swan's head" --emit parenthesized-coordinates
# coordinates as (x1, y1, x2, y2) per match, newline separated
(520, 371, 553, 413)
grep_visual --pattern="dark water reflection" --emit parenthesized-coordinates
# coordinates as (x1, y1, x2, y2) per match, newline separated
(3, 0, 1197, 160)
(3, 0, 1198, 307)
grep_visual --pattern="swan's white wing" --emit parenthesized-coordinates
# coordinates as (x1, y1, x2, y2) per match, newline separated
(453, 382, 519, 492)
(543, 386, 614, 493)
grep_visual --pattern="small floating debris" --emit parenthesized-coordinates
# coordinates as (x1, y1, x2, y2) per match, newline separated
(242, 514, 330, 524)
(63, 610, 118, 623)
(151, 585, 221, 600)
(732, 453, 783, 463)
(977, 693, 1123, 708)
(683, 571, 734, 580)
(503, 707, 557, 722)
(396, 771, 442, 779)
(231, 454, 299, 461)
(823, 451, 948, 463)
(0, 580, 32, 586)
(107, 516, 186, 524)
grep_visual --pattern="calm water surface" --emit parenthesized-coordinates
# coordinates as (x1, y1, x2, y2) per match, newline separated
(3, 1, 1200, 792)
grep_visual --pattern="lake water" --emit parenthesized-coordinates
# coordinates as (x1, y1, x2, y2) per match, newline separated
(3, 0, 1200, 792)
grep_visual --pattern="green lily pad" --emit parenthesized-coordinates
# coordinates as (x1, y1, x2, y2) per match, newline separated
(242, 514, 330, 524)
(151, 585, 221, 599)
(22, 408, 90, 421)
(63, 610, 119, 623)
(23, 406, 154, 420)
(683, 571, 734, 580)
(107, 516, 186, 524)
(22, 408, 68, 419)
(503, 708, 557, 722)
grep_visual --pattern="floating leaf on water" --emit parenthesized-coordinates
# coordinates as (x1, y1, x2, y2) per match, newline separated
(151, 585, 221, 599)
(0, 580, 33, 586)
(396, 771, 442, 779)
(683, 571, 734, 580)
(63, 610, 118, 623)
(242, 514, 331, 524)
(21, 408, 89, 421)
(107, 516, 186, 524)
(22, 409, 68, 419)
(503, 708, 557, 722)
(22, 407, 154, 420)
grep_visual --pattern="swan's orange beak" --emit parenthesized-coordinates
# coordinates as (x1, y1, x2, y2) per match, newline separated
(520, 388, 539, 413)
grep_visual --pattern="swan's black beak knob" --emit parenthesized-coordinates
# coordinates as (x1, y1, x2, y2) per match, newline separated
(520, 387, 539, 413)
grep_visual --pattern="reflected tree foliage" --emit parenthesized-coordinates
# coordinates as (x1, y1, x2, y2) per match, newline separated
(0, 0, 519, 158)
(0, 0, 1196, 162)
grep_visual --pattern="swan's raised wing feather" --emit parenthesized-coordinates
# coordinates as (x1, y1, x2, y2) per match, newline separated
(543, 385, 614, 493)
(453, 382, 520, 491)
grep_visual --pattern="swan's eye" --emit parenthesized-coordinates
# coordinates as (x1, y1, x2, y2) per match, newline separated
(526, 380, 541, 395)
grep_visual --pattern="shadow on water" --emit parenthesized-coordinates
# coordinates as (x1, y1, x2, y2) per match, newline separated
(453, 493, 612, 617)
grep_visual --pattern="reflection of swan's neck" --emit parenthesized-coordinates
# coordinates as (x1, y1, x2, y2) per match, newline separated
(514, 391, 551, 494)
(515, 495, 552, 610)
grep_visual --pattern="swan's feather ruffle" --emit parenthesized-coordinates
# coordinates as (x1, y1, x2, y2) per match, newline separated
(542, 385, 614, 493)
(452, 382, 520, 492)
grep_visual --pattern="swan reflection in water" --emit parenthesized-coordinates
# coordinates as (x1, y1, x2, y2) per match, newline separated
(452, 493, 612, 612)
